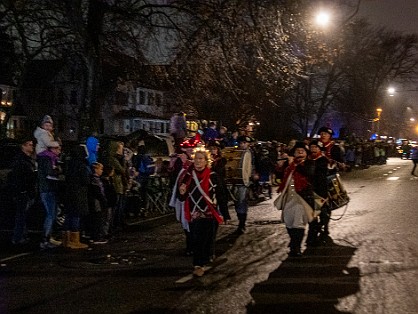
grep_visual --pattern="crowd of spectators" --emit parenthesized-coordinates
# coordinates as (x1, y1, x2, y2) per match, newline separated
(6, 113, 401, 251)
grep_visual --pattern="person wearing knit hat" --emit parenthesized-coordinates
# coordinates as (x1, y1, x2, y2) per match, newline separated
(33, 115, 57, 155)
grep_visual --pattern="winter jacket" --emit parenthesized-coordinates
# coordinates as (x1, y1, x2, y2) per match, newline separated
(86, 136, 99, 165)
(106, 141, 128, 194)
(37, 150, 61, 193)
(64, 146, 90, 216)
(8, 150, 37, 197)
(34, 126, 55, 155)
(89, 174, 107, 213)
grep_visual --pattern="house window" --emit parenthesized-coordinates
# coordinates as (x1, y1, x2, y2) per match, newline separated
(58, 89, 65, 104)
(98, 119, 104, 134)
(133, 120, 141, 131)
(124, 120, 131, 132)
(139, 91, 145, 105)
(156, 93, 162, 107)
(149, 93, 155, 106)
(70, 90, 78, 105)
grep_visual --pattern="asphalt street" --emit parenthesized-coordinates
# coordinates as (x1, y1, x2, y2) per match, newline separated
(0, 158, 417, 314)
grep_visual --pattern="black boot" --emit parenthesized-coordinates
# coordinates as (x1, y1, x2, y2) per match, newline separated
(184, 230, 193, 256)
(306, 220, 320, 246)
(236, 213, 247, 234)
(289, 228, 304, 257)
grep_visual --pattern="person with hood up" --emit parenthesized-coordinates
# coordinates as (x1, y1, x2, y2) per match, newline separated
(86, 131, 100, 166)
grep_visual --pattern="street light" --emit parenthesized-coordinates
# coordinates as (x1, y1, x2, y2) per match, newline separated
(388, 87, 395, 96)
(376, 108, 383, 136)
(315, 11, 331, 27)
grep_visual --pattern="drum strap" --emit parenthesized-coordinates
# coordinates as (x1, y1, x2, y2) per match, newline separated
(192, 171, 223, 224)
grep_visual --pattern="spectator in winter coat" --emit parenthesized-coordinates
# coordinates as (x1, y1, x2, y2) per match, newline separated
(10, 138, 37, 245)
(411, 146, 418, 176)
(88, 162, 108, 244)
(203, 122, 219, 143)
(105, 141, 129, 232)
(62, 145, 90, 249)
(170, 112, 187, 147)
(135, 144, 155, 209)
(34, 115, 57, 155)
(37, 141, 62, 249)
(101, 165, 117, 238)
(86, 132, 100, 166)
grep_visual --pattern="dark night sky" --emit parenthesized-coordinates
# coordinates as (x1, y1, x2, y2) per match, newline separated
(358, 0, 418, 34)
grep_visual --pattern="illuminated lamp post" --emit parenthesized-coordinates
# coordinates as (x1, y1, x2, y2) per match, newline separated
(315, 11, 331, 27)
(376, 108, 382, 136)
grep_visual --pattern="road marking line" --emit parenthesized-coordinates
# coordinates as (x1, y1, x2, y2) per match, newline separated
(175, 265, 215, 283)
(0, 252, 31, 263)
(175, 274, 194, 283)
(386, 177, 399, 181)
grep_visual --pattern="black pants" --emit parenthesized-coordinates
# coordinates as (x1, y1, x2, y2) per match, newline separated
(412, 159, 418, 175)
(189, 218, 218, 267)
(286, 228, 305, 254)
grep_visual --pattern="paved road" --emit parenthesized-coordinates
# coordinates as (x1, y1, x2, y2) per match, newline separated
(1, 158, 417, 314)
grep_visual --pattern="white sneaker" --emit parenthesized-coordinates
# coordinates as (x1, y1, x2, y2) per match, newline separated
(49, 238, 62, 246)
(40, 241, 59, 250)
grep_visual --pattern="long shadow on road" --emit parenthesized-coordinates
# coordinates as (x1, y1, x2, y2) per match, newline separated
(248, 237, 359, 314)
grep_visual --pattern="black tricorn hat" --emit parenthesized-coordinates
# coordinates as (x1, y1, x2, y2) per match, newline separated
(290, 141, 309, 156)
(317, 127, 334, 136)
(309, 139, 319, 146)
(207, 140, 222, 148)
(309, 139, 325, 150)
(237, 135, 252, 143)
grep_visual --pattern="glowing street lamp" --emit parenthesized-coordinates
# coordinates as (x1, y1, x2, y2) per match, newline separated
(315, 11, 331, 27)
(376, 108, 383, 135)
(387, 87, 395, 96)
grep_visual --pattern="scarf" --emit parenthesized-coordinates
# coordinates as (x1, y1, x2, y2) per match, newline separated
(184, 166, 216, 222)
(278, 159, 309, 193)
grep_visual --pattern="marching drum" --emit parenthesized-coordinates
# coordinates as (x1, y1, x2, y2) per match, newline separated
(222, 148, 252, 187)
(327, 173, 350, 210)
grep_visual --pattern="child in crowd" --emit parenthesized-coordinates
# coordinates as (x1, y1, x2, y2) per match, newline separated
(101, 165, 117, 239)
(88, 162, 108, 244)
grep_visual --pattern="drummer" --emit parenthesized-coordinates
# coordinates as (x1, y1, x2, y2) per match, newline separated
(306, 140, 329, 246)
(233, 135, 255, 234)
(317, 127, 345, 174)
(317, 127, 345, 237)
